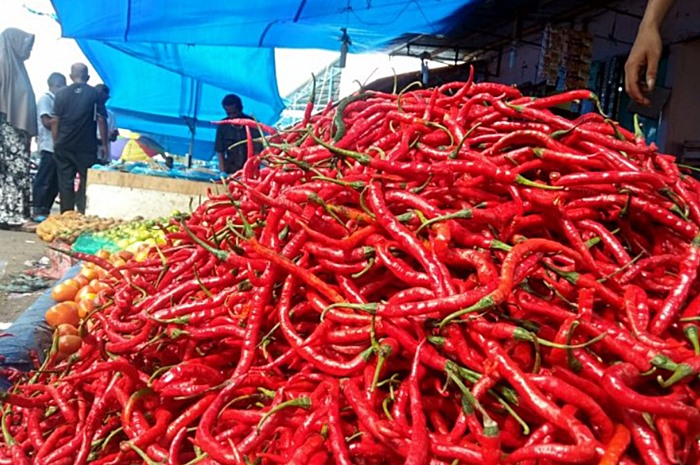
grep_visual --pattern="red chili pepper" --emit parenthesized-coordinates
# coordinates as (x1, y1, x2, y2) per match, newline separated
(194, 372, 248, 464)
(622, 410, 671, 465)
(404, 339, 430, 465)
(649, 235, 700, 335)
(367, 182, 453, 296)
(441, 238, 583, 326)
(525, 89, 600, 109)
(472, 333, 598, 463)
(528, 373, 614, 442)
(557, 170, 668, 190)
(578, 219, 632, 266)
(597, 423, 631, 465)
(602, 363, 700, 426)
(655, 418, 679, 464)
(215, 117, 277, 135)
(18, 384, 77, 424)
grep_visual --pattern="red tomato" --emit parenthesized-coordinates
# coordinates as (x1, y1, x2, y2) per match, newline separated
(74, 286, 95, 302)
(79, 267, 99, 281)
(113, 250, 133, 261)
(56, 323, 79, 337)
(45, 302, 80, 327)
(50, 279, 81, 302)
(77, 298, 96, 319)
(73, 275, 89, 288)
(57, 335, 82, 357)
(95, 249, 111, 260)
(88, 280, 112, 294)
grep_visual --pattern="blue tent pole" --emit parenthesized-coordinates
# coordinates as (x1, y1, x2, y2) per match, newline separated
(186, 79, 202, 169)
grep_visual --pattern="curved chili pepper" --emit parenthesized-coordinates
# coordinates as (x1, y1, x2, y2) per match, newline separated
(577, 219, 632, 266)
(472, 333, 598, 463)
(528, 374, 614, 442)
(215, 117, 277, 135)
(404, 339, 430, 465)
(602, 363, 700, 427)
(440, 238, 583, 326)
(366, 182, 453, 296)
(649, 235, 700, 335)
(597, 423, 632, 465)
(622, 409, 671, 465)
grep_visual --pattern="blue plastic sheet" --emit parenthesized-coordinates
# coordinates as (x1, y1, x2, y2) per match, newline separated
(91, 160, 222, 182)
(52, 0, 469, 50)
(76, 39, 283, 159)
(0, 266, 80, 390)
(51, 0, 471, 158)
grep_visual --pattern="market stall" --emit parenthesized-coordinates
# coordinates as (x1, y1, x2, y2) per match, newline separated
(85, 168, 223, 220)
(3, 0, 700, 463)
(2, 77, 700, 464)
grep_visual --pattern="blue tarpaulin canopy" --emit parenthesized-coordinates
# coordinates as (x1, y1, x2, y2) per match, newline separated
(51, 0, 469, 158)
(77, 39, 283, 157)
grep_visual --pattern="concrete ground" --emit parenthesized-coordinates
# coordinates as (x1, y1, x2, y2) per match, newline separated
(0, 230, 49, 326)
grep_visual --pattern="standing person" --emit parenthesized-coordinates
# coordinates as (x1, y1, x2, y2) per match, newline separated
(95, 84, 118, 164)
(32, 72, 66, 222)
(0, 28, 37, 230)
(52, 63, 108, 214)
(214, 94, 260, 175)
(625, 0, 675, 105)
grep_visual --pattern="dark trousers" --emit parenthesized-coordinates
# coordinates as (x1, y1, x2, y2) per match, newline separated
(32, 150, 59, 217)
(54, 149, 95, 214)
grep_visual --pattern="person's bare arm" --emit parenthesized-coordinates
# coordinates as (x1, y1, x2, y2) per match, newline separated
(98, 116, 109, 158)
(217, 152, 226, 172)
(40, 115, 52, 130)
(51, 117, 59, 142)
(624, 0, 675, 105)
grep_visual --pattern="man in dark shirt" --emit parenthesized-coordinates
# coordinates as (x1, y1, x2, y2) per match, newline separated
(214, 94, 261, 174)
(51, 63, 107, 213)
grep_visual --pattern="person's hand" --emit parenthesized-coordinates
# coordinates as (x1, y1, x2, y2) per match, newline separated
(625, 22, 662, 106)
(109, 129, 119, 142)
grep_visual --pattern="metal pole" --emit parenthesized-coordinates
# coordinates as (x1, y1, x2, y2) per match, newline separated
(186, 79, 202, 169)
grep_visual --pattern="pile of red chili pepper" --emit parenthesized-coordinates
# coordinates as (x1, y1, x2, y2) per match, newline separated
(2, 71, 700, 465)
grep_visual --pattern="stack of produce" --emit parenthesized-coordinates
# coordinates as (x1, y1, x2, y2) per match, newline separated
(42, 253, 117, 358)
(2, 74, 700, 464)
(36, 211, 125, 243)
(84, 217, 176, 253)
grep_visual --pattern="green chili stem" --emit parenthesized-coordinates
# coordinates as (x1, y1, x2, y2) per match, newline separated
(256, 397, 311, 432)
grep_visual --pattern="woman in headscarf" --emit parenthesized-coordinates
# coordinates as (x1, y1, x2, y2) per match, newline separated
(0, 28, 37, 230)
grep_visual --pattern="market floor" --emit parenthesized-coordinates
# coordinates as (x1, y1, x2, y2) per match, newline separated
(0, 230, 48, 326)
